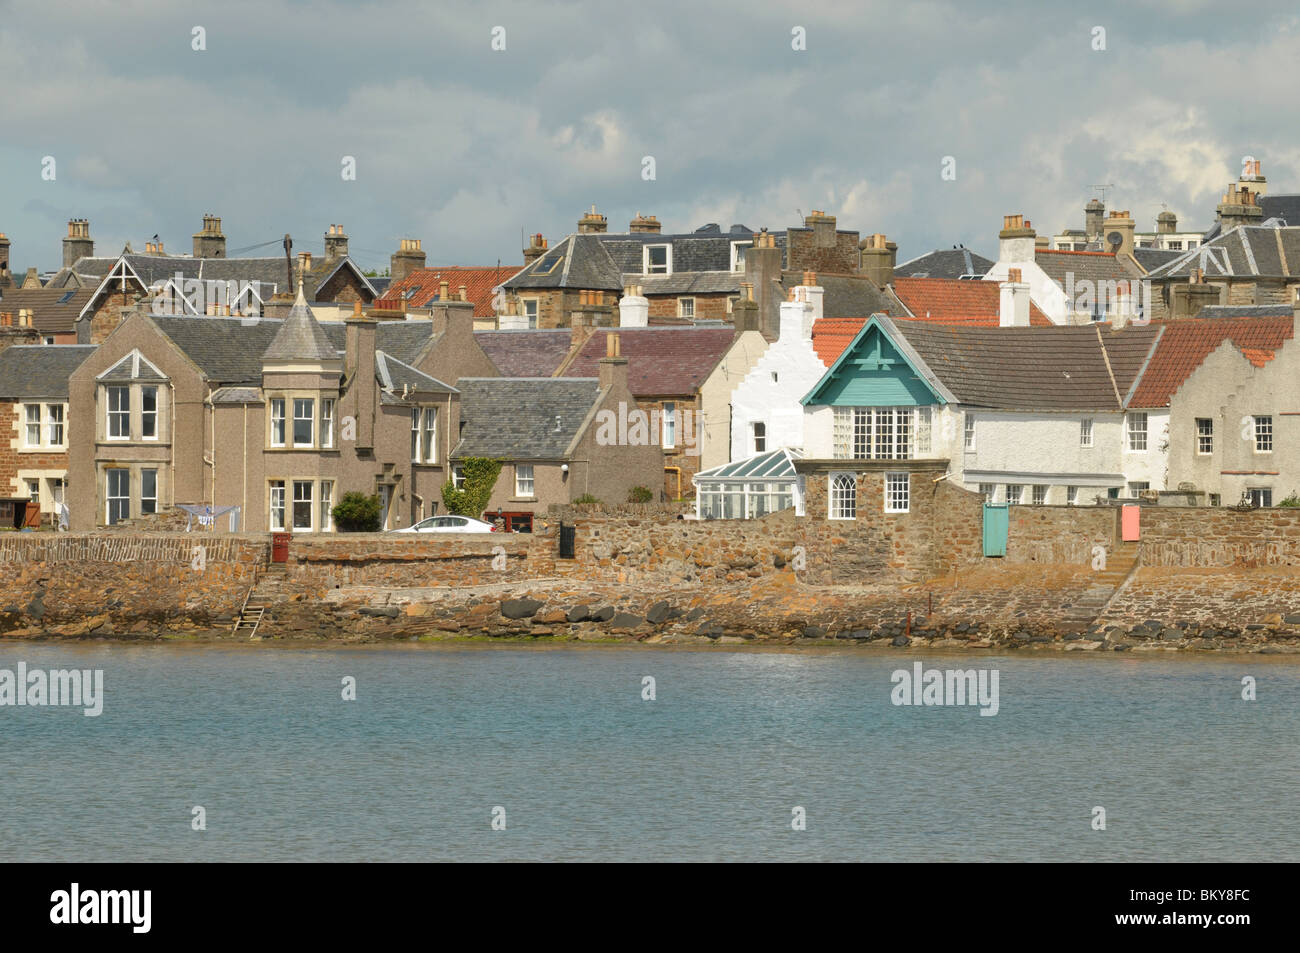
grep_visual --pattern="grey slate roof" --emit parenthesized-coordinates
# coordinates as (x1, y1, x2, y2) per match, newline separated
(209, 387, 262, 405)
(0, 345, 95, 400)
(474, 329, 573, 377)
(886, 318, 1162, 412)
(504, 228, 788, 291)
(1131, 247, 1184, 273)
(374, 351, 456, 396)
(261, 290, 339, 363)
(145, 315, 440, 385)
(1147, 225, 1300, 279)
(1035, 249, 1139, 287)
(1193, 304, 1292, 319)
(0, 286, 95, 334)
(893, 248, 993, 279)
(777, 272, 906, 319)
(451, 377, 601, 460)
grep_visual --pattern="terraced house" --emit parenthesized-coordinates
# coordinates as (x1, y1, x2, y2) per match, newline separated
(0, 344, 95, 526)
(67, 289, 500, 532)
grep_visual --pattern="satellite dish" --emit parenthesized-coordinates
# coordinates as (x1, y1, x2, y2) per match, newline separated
(1107, 231, 1123, 249)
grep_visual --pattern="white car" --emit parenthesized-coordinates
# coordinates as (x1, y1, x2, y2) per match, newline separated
(392, 515, 498, 534)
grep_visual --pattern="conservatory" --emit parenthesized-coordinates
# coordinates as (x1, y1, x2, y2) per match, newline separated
(693, 447, 804, 519)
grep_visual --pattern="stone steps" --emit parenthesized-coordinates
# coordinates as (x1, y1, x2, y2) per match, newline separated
(1059, 542, 1140, 627)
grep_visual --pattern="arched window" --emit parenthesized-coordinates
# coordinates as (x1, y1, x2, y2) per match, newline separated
(830, 472, 856, 520)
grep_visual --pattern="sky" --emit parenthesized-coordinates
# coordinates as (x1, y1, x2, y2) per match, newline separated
(0, 0, 1297, 275)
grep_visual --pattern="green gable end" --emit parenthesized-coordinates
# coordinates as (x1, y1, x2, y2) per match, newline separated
(802, 319, 943, 407)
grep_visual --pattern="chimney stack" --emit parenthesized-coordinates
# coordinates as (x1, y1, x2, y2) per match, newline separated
(859, 233, 896, 287)
(804, 210, 836, 247)
(1240, 158, 1268, 197)
(629, 212, 661, 234)
(778, 288, 815, 342)
(998, 214, 1037, 264)
(63, 218, 94, 268)
(746, 228, 784, 342)
(0, 232, 9, 286)
(391, 238, 426, 283)
(1085, 199, 1105, 241)
(598, 333, 629, 391)
(618, 285, 649, 327)
(1156, 210, 1177, 234)
(324, 224, 349, 260)
(732, 282, 760, 333)
(999, 268, 1031, 327)
(192, 214, 225, 258)
(578, 205, 608, 234)
(523, 233, 548, 265)
(344, 300, 377, 449)
(298, 251, 313, 275)
(1217, 184, 1264, 232)
(1104, 210, 1136, 257)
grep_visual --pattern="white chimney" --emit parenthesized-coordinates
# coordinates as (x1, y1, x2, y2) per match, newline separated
(795, 270, 824, 321)
(779, 292, 814, 341)
(999, 268, 1030, 327)
(998, 214, 1037, 265)
(619, 285, 649, 328)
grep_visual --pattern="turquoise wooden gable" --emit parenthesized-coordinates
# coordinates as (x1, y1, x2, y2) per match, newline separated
(802, 316, 944, 407)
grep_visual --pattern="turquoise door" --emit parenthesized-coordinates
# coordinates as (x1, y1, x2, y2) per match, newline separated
(982, 503, 1008, 557)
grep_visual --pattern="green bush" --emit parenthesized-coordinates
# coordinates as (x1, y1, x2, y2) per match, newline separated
(573, 493, 601, 505)
(627, 486, 654, 503)
(332, 492, 383, 532)
(443, 458, 504, 517)
(1278, 492, 1300, 508)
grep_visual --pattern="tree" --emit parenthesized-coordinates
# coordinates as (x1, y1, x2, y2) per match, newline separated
(442, 458, 504, 518)
(332, 492, 383, 531)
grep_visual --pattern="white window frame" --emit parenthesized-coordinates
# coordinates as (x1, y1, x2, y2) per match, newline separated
(914, 407, 932, 456)
(730, 240, 752, 272)
(140, 468, 158, 515)
(270, 399, 286, 448)
(423, 408, 437, 464)
(677, 297, 695, 320)
(662, 402, 677, 449)
(23, 404, 41, 448)
(1196, 417, 1213, 455)
(752, 421, 766, 454)
(1032, 484, 1047, 505)
(106, 468, 129, 525)
(523, 298, 539, 329)
(884, 472, 909, 514)
(46, 403, 65, 447)
(515, 464, 535, 498)
(292, 397, 315, 448)
(829, 472, 857, 520)
(292, 480, 314, 532)
(1066, 486, 1079, 506)
(1080, 418, 1093, 448)
(1249, 487, 1273, 507)
(1254, 415, 1273, 453)
(643, 244, 672, 275)
(319, 480, 334, 532)
(140, 385, 158, 440)
(106, 385, 130, 441)
(452, 465, 465, 489)
(1127, 412, 1148, 452)
(320, 398, 335, 449)
(269, 480, 286, 531)
(964, 413, 976, 451)
(411, 407, 422, 463)
(1005, 484, 1023, 505)
(979, 483, 995, 503)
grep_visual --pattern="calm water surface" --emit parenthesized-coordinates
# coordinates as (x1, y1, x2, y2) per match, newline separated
(1, 643, 1296, 861)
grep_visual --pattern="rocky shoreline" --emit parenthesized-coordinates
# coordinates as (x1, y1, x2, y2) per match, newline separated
(5, 575, 1300, 655)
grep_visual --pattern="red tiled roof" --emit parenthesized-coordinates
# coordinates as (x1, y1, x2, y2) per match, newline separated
(563, 328, 735, 396)
(893, 277, 1052, 326)
(812, 318, 867, 366)
(378, 266, 518, 318)
(1130, 316, 1294, 408)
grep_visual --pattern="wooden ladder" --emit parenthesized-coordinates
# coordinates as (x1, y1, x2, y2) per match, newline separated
(231, 581, 267, 638)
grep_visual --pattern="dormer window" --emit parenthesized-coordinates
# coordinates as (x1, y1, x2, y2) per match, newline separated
(730, 241, 751, 272)
(644, 244, 671, 275)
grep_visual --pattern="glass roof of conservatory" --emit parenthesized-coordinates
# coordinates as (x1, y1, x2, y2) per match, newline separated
(694, 447, 803, 482)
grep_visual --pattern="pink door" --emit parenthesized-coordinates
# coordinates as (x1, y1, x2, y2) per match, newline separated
(1121, 503, 1140, 541)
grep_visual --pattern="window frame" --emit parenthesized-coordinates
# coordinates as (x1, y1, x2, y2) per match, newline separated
(884, 472, 910, 514)
(320, 398, 335, 449)
(269, 480, 286, 531)
(423, 408, 437, 464)
(106, 385, 130, 441)
(292, 480, 314, 532)
(515, 464, 535, 499)
(1080, 417, 1093, 449)
(23, 404, 41, 448)
(752, 421, 766, 454)
(662, 402, 677, 449)
(141, 385, 158, 440)
(292, 397, 315, 448)
(730, 240, 751, 272)
(643, 244, 672, 275)
(522, 298, 539, 329)
(140, 468, 158, 515)
(1254, 415, 1273, 453)
(46, 403, 65, 447)
(1196, 417, 1213, 455)
(106, 468, 130, 525)
(1127, 412, 1148, 452)
(964, 413, 976, 451)
(829, 472, 857, 520)
(269, 398, 286, 448)
(677, 297, 695, 320)
(319, 480, 334, 533)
